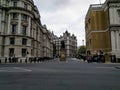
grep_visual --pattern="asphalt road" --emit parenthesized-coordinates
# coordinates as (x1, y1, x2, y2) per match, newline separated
(0, 58, 120, 90)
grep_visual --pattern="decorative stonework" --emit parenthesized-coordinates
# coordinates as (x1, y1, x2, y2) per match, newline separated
(109, 3, 120, 8)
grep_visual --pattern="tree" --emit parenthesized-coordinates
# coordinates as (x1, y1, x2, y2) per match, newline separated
(77, 46, 86, 55)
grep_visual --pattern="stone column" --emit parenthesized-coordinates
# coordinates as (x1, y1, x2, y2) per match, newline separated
(1, 11, 5, 34)
(18, 14, 21, 34)
(0, 11, 1, 33)
(67, 37, 69, 57)
(111, 31, 116, 52)
(7, 14, 11, 34)
(116, 30, 120, 51)
(28, 17, 31, 36)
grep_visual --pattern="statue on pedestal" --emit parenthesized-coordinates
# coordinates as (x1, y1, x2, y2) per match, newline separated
(60, 40, 66, 61)
(61, 40, 65, 49)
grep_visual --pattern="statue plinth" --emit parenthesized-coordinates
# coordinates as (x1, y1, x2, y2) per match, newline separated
(60, 48, 66, 61)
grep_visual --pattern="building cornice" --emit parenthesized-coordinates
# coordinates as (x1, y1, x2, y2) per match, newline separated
(7, 7, 34, 16)
(86, 28, 109, 38)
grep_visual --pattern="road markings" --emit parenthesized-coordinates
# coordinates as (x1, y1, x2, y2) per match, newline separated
(0, 67, 32, 72)
(13, 67, 32, 72)
(96, 67, 114, 69)
(0, 70, 7, 72)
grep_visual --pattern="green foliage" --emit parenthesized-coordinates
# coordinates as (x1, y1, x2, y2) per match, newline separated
(78, 46, 86, 55)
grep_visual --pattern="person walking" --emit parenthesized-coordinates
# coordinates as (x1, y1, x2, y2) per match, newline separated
(0, 58, 1, 64)
(5, 57, 7, 63)
(25, 58, 27, 63)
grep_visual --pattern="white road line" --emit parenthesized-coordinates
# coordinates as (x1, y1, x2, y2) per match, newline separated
(0, 70, 7, 72)
(0, 67, 32, 72)
(13, 67, 32, 72)
(96, 67, 114, 69)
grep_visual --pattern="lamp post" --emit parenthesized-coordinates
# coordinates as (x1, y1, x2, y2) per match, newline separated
(82, 40, 84, 46)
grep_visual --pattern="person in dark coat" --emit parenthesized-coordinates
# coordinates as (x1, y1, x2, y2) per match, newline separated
(34, 57, 36, 63)
(5, 57, 7, 63)
(12, 57, 14, 63)
(0, 58, 1, 63)
(9, 57, 11, 63)
(25, 58, 27, 63)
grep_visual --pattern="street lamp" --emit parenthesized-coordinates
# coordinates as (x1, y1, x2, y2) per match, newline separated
(82, 40, 84, 46)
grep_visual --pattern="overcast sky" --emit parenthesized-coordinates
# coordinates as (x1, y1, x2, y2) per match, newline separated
(34, 0, 106, 46)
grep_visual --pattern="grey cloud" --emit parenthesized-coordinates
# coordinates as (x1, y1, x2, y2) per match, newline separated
(34, 0, 70, 12)
(34, 0, 106, 46)
(53, 0, 70, 7)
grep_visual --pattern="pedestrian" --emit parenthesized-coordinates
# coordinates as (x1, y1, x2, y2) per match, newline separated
(87, 56, 92, 63)
(29, 58, 32, 63)
(12, 57, 14, 63)
(34, 57, 36, 63)
(94, 54, 98, 62)
(9, 57, 11, 63)
(25, 58, 27, 63)
(0, 58, 1, 64)
(20, 59, 22, 63)
(5, 57, 7, 63)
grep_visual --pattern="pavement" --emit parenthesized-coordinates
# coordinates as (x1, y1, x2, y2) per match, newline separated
(0, 58, 120, 90)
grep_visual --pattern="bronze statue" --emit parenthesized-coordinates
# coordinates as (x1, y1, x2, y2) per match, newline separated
(61, 40, 65, 49)
(60, 40, 66, 61)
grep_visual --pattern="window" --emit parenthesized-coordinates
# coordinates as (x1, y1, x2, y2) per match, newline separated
(12, 25, 17, 34)
(31, 49, 34, 56)
(13, 1, 17, 7)
(31, 40, 34, 46)
(118, 10, 120, 17)
(22, 14, 27, 21)
(36, 30, 38, 40)
(22, 38, 27, 45)
(10, 38, 15, 45)
(9, 48, 14, 57)
(22, 26, 27, 35)
(12, 13, 17, 19)
(88, 18, 91, 23)
(24, 3, 28, 9)
(22, 49, 26, 57)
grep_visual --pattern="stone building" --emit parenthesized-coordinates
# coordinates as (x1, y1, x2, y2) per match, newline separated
(0, 0, 53, 60)
(85, 0, 120, 59)
(42, 25, 53, 59)
(53, 31, 77, 58)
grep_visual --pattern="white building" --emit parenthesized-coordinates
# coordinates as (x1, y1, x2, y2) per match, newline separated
(0, 0, 53, 60)
(106, 0, 120, 58)
(53, 31, 77, 58)
(43, 25, 53, 59)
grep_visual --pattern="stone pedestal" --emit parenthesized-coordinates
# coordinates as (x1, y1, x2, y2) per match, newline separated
(60, 49, 66, 61)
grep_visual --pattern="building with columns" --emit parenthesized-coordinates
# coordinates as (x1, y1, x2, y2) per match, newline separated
(42, 25, 53, 59)
(53, 31, 77, 58)
(0, 0, 53, 60)
(85, 0, 120, 59)
(108, 0, 120, 59)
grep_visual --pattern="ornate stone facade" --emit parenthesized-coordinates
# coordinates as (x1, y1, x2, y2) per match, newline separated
(53, 31, 77, 58)
(0, 0, 53, 60)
